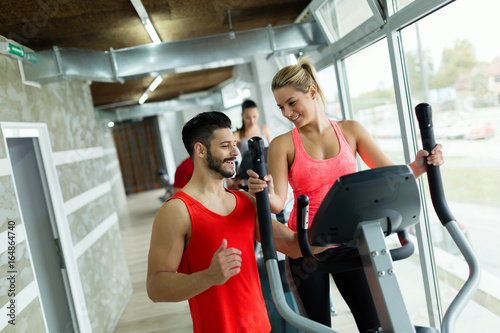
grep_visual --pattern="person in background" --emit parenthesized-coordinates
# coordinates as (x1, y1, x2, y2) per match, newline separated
(247, 57, 444, 333)
(233, 99, 272, 157)
(234, 99, 273, 190)
(172, 156, 194, 194)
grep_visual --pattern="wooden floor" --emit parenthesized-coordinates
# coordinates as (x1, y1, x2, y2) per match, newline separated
(113, 188, 357, 333)
(114, 189, 193, 333)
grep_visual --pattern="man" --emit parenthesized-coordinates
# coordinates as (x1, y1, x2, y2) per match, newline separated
(147, 111, 309, 333)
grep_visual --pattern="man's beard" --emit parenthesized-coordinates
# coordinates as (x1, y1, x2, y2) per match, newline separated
(206, 149, 235, 178)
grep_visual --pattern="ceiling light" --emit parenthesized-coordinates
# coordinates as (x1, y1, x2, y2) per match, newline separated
(143, 18, 161, 44)
(148, 75, 163, 91)
(130, 0, 162, 44)
(130, 0, 163, 105)
(242, 88, 251, 98)
(138, 92, 148, 104)
(227, 10, 236, 39)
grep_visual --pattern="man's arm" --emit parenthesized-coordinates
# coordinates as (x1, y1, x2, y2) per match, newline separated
(242, 192, 308, 259)
(146, 199, 242, 302)
(243, 192, 328, 259)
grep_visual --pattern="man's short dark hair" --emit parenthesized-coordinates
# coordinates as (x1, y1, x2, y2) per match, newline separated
(182, 111, 232, 157)
(242, 99, 257, 112)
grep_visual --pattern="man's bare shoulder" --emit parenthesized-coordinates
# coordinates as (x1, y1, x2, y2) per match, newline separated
(239, 190, 257, 207)
(154, 197, 191, 233)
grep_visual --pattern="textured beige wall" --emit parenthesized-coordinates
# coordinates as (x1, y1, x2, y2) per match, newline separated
(0, 55, 131, 333)
(78, 224, 132, 333)
(1, 298, 45, 333)
(0, 176, 35, 307)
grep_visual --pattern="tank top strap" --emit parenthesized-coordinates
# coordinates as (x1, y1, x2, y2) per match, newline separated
(168, 190, 197, 215)
(169, 190, 190, 204)
(169, 189, 253, 218)
(291, 126, 304, 157)
(329, 119, 351, 152)
(291, 120, 351, 160)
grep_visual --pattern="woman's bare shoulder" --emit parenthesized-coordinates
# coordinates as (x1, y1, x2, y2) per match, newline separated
(270, 131, 293, 147)
(336, 119, 363, 131)
(336, 119, 368, 139)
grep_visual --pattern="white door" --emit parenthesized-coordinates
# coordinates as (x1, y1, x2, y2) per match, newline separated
(7, 137, 76, 333)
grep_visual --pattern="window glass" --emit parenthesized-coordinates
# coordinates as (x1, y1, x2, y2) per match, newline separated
(316, 64, 342, 120)
(402, 0, 500, 331)
(317, 0, 377, 42)
(344, 40, 434, 326)
(390, 0, 416, 14)
(344, 39, 405, 167)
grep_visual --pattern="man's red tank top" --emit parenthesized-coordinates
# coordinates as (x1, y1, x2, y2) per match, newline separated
(174, 189, 271, 333)
(288, 120, 357, 232)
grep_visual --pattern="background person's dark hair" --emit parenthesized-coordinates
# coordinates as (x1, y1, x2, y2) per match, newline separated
(239, 99, 258, 134)
(182, 111, 232, 158)
(241, 99, 257, 112)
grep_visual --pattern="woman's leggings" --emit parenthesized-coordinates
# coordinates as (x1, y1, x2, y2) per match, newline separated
(285, 246, 381, 332)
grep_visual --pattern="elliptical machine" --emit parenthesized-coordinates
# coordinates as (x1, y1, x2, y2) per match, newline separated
(249, 103, 481, 333)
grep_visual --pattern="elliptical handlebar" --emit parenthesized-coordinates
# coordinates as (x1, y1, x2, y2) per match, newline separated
(296, 195, 315, 259)
(249, 136, 277, 262)
(415, 103, 481, 333)
(415, 103, 455, 225)
(249, 136, 336, 333)
(391, 230, 415, 261)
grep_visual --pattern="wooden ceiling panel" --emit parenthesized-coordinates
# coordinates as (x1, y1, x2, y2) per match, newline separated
(90, 67, 234, 106)
(1, 0, 310, 107)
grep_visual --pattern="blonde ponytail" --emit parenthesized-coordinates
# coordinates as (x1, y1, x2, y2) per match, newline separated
(271, 56, 325, 108)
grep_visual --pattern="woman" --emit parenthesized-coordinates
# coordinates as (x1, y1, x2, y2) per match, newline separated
(248, 57, 443, 332)
(234, 99, 272, 157)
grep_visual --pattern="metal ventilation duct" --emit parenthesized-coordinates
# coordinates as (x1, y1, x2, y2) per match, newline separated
(95, 91, 224, 122)
(22, 21, 327, 84)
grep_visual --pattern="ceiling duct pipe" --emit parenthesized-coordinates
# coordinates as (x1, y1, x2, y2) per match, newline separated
(95, 90, 224, 122)
(22, 21, 327, 84)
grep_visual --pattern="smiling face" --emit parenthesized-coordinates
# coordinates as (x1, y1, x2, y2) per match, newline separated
(205, 128, 239, 178)
(273, 85, 317, 127)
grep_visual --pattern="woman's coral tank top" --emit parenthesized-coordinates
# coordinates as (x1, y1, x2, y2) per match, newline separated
(287, 120, 357, 232)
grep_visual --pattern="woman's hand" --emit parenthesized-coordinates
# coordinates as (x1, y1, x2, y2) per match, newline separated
(246, 169, 275, 197)
(410, 143, 444, 178)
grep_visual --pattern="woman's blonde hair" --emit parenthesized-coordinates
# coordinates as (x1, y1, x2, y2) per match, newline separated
(271, 56, 325, 108)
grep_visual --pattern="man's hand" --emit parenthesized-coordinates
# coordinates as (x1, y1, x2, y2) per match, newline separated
(206, 239, 242, 285)
(247, 169, 275, 197)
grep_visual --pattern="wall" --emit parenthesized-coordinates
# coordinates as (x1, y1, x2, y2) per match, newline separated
(162, 105, 212, 170)
(102, 128, 127, 214)
(0, 55, 131, 332)
(251, 59, 293, 138)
